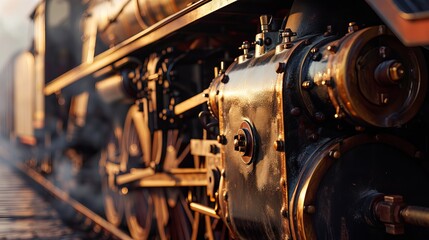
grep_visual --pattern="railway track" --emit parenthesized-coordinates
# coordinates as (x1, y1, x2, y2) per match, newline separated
(0, 138, 133, 240)
(0, 159, 87, 239)
(16, 162, 133, 240)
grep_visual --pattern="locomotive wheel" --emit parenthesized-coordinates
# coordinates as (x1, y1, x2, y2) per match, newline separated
(152, 129, 194, 240)
(99, 125, 125, 227)
(291, 134, 429, 240)
(154, 128, 231, 240)
(121, 104, 225, 239)
(123, 105, 155, 240)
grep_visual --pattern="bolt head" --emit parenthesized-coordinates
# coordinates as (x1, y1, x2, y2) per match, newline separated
(274, 140, 284, 151)
(220, 74, 229, 83)
(217, 135, 227, 145)
(329, 150, 341, 159)
(281, 207, 289, 217)
(223, 191, 228, 201)
(276, 62, 285, 73)
(301, 81, 313, 89)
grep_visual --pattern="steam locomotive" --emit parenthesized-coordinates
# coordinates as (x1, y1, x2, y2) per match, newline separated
(5, 0, 429, 239)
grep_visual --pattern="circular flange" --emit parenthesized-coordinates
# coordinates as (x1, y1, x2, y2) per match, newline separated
(233, 120, 257, 164)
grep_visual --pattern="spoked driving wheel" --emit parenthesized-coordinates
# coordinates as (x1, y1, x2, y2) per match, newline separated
(121, 104, 225, 239)
(123, 105, 155, 240)
(158, 128, 232, 240)
(152, 129, 195, 240)
(99, 125, 124, 227)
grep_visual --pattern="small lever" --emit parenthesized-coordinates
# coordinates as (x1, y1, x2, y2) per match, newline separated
(190, 202, 220, 219)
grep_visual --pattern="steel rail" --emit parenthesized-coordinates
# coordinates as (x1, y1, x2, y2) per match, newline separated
(16, 163, 133, 240)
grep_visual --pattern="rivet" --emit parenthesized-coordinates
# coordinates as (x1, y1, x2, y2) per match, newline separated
(276, 62, 286, 73)
(348, 22, 359, 33)
(378, 25, 386, 34)
(327, 45, 337, 53)
(220, 74, 229, 83)
(324, 25, 334, 36)
(312, 53, 322, 61)
(321, 79, 332, 86)
(223, 191, 228, 201)
(290, 107, 301, 116)
(379, 46, 389, 58)
(274, 140, 285, 151)
(304, 205, 316, 214)
(281, 207, 289, 218)
(301, 81, 313, 89)
(308, 133, 319, 141)
(329, 150, 341, 159)
(280, 177, 286, 188)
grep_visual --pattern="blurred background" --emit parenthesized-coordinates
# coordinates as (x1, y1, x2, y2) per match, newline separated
(0, 0, 106, 221)
(0, 0, 39, 71)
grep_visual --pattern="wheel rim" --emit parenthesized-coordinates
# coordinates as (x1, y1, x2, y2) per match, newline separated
(155, 128, 231, 240)
(100, 126, 124, 227)
(153, 129, 193, 240)
(123, 106, 155, 239)
(122, 105, 229, 239)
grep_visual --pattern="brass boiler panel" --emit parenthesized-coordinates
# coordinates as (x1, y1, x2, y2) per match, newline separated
(215, 49, 289, 239)
(211, 24, 427, 239)
(86, 0, 192, 46)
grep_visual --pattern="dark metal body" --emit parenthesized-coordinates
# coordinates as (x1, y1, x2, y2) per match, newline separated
(4, 0, 429, 239)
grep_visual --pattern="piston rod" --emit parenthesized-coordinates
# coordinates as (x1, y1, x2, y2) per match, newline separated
(401, 205, 429, 228)
(373, 194, 429, 234)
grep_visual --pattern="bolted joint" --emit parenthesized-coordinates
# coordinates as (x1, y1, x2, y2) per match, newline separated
(209, 144, 219, 154)
(328, 150, 341, 159)
(217, 135, 227, 145)
(301, 81, 314, 89)
(235, 121, 256, 164)
(376, 195, 405, 224)
(274, 140, 285, 152)
(220, 74, 229, 83)
(282, 28, 297, 43)
(348, 22, 359, 33)
(281, 206, 289, 218)
(327, 45, 337, 53)
(223, 191, 228, 201)
(374, 195, 406, 235)
(304, 205, 316, 214)
(233, 130, 248, 154)
(276, 62, 286, 73)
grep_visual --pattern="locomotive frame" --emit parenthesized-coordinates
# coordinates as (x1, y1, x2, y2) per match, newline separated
(6, 0, 429, 239)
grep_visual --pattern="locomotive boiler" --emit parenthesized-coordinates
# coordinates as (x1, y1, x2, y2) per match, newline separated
(7, 0, 429, 239)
